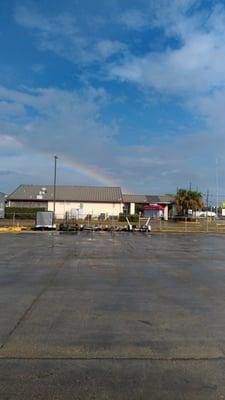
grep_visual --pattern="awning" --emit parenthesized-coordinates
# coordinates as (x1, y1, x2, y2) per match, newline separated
(144, 203, 165, 211)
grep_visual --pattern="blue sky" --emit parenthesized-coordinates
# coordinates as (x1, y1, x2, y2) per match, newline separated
(1, 0, 225, 199)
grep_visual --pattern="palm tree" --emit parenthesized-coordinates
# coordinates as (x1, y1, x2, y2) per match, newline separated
(176, 188, 204, 215)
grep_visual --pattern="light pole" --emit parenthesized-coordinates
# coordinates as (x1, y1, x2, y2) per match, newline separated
(53, 155, 58, 224)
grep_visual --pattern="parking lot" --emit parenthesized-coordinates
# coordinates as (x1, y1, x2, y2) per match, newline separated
(0, 232, 225, 399)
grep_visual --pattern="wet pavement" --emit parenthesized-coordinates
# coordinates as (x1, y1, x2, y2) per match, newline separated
(0, 232, 225, 399)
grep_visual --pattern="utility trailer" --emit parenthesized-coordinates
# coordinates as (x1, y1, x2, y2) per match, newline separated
(35, 211, 56, 230)
(126, 217, 151, 232)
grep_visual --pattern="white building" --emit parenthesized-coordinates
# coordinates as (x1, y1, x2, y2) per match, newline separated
(7, 185, 123, 219)
(123, 194, 175, 220)
(7, 185, 175, 220)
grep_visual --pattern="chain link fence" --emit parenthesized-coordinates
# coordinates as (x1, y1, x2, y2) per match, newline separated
(1, 210, 225, 233)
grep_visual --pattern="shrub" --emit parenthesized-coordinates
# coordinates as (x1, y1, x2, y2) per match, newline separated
(5, 207, 45, 219)
(119, 213, 139, 222)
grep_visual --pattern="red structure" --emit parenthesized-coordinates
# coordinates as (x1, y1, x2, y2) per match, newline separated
(144, 204, 165, 218)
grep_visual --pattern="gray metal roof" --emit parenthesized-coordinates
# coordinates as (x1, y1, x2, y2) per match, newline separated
(8, 185, 123, 203)
(145, 195, 161, 203)
(123, 194, 147, 203)
(158, 194, 175, 203)
(123, 194, 174, 204)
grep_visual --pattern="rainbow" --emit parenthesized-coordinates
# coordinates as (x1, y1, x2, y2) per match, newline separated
(22, 144, 130, 191)
(60, 156, 129, 192)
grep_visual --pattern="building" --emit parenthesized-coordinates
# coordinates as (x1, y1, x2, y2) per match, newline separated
(7, 185, 123, 219)
(0, 192, 6, 218)
(7, 184, 175, 220)
(123, 194, 175, 220)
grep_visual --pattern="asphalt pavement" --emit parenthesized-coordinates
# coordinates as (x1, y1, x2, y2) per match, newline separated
(0, 232, 225, 399)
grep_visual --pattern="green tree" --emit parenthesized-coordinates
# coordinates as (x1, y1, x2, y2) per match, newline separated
(175, 188, 204, 215)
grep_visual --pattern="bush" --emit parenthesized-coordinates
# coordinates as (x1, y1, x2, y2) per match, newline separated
(5, 207, 46, 219)
(119, 213, 139, 222)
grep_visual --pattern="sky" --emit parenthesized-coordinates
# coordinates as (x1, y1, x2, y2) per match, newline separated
(1, 0, 225, 200)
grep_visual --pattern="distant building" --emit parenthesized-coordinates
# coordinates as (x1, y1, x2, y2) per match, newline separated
(7, 184, 175, 220)
(0, 192, 6, 219)
(7, 185, 124, 219)
(123, 194, 175, 220)
(143, 204, 165, 218)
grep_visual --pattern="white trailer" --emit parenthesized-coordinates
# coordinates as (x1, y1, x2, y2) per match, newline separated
(35, 211, 56, 229)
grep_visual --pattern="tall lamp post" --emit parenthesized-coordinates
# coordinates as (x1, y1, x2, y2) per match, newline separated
(53, 155, 58, 224)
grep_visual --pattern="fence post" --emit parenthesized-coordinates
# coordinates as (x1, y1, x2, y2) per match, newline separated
(185, 217, 187, 232)
(206, 217, 209, 233)
(12, 212, 15, 226)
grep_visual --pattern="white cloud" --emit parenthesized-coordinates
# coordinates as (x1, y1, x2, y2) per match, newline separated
(111, 5, 225, 95)
(7, 1, 225, 196)
(14, 5, 126, 64)
(190, 90, 225, 134)
(96, 40, 126, 58)
(0, 85, 121, 188)
(0, 84, 215, 194)
(14, 6, 78, 36)
(31, 64, 45, 74)
(0, 134, 22, 149)
(0, 86, 115, 162)
(0, 101, 25, 118)
(119, 9, 149, 30)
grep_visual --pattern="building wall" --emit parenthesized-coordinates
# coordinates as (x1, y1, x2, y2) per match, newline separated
(130, 203, 135, 215)
(7, 200, 48, 209)
(48, 201, 123, 219)
(0, 200, 5, 218)
(163, 205, 168, 221)
(144, 209, 164, 218)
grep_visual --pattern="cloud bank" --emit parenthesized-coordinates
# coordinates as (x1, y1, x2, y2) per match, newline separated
(1, 0, 225, 198)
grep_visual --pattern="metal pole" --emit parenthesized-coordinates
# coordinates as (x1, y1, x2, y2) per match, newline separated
(53, 155, 58, 224)
(216, 158, 219, 217)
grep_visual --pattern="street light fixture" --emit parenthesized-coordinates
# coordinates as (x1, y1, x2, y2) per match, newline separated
(53, 155, 58, 224)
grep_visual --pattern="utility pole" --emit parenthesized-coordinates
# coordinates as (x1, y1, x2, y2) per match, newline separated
(206, 189, 209, 209)
(53, 155, 58, 224)
(216, 158, 219, 216)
